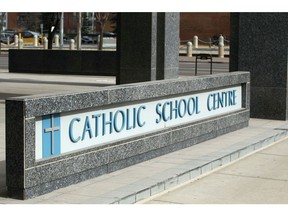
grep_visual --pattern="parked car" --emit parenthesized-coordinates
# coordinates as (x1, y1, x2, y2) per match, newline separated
(103, 32, 116, 37)
(93, 32, 117, 37)
(0, 32, 14, 44)
(14, 31, 42, 44)
(81, 36, 93, 44)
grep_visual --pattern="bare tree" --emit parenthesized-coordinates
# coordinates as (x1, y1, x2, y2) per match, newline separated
(16, 13, 42, 32)
(41, 13, 61, 49)
(95, 13, 110, 50)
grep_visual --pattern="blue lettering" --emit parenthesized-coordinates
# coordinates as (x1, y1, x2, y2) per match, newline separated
(155, 103, 162, 124)
(163, 102, 170, 122)
(229, 90, 236, 105)
(69, 118, 81, 143)
(207, 90, 237, 111)
(114, 110, 126, 133)
(102, 112, 113, 135)
(92, 114, 101, 137)
(137, 105, 146, 127)
(218, 92, 225, 108)
(178, 99, 187, 118)
(170, 100, 178, 120)
(82, 116, 93, 141)
(133, 107, 137, 128)
(126, 109, 132, 130)
(207, 94, 213, 111)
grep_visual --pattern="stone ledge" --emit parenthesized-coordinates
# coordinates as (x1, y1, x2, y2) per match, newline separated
(5, 72, 250, 199)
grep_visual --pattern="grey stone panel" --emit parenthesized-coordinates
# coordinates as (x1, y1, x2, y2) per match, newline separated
(108, 131, 171, 163)
(24, 118, 35, 169)
(242, 82, 250, 109)
(5, 100, 25, 189)
(7, 72, 250, 118)
(6, 72, 250, 199)
(156, 13, 179, 80)
(25, 148, 109, 188)
(217, 121, 249, 137)
(117, 13, 157, 84)
(230, 13, 288, 120)
(251, 86, 287, 120)
(108, 148, 163, 173)
(21, 90, 109, 118)
(20, 165, 108, 200)
(217, 110, 249, 131)
(109, 72, 250, 105)
(171, 119, 217, 144)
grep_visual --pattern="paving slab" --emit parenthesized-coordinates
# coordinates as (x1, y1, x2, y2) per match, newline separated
(143, 138, 288, 204)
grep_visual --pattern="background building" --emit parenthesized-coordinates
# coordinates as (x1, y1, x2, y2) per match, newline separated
(180, 13, 230, 42)
(6, 13, 115, 35)
(5, 12, 230, 42)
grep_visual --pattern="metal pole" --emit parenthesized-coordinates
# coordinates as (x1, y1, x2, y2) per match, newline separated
(0, 13, 3, 54)
(60, 12, 64, 49)
(77, 12, 81, 50)
(210, 57, 213, 74)
(195, 56, 198, 76)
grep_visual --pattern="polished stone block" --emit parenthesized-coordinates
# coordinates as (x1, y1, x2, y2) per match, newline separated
(9, 50, 117, 76)
(6, 72, 250, 199)
(230, 13, 288, 120)
(117, 13, 179, 84)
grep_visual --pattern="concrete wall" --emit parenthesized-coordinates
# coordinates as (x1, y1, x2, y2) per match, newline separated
(6, 72, 250, 199)
(9, 49, 117, 76)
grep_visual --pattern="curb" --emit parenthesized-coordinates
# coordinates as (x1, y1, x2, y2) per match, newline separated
(111, 128, 288, 204)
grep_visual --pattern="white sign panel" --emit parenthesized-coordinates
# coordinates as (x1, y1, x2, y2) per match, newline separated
(35, 86, 242, 160)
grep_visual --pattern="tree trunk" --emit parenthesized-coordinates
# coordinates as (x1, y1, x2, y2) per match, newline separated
(47, 14, 60, 50)
(48, 31, 56, 49)
(98, 23, 105, 50)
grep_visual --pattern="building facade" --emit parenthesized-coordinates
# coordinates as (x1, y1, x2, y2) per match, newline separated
(6, 12, 115, 35)
(5, 12, 230, 41)
(180, 12, 230, 42)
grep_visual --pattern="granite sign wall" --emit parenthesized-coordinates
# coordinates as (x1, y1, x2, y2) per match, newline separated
(6, 72, 250, 199)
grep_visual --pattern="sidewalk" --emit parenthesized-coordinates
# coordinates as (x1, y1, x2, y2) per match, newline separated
(142, 133, 288, 204)
(0, 118, 288, 204)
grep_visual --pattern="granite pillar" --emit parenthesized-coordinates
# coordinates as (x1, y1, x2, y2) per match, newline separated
(230, 13, 288, 120)
(156, 13, 179, 80)
(117, 13, 179, 85)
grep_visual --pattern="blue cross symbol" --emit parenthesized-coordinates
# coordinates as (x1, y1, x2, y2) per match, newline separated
(42, 113, 61, 158)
